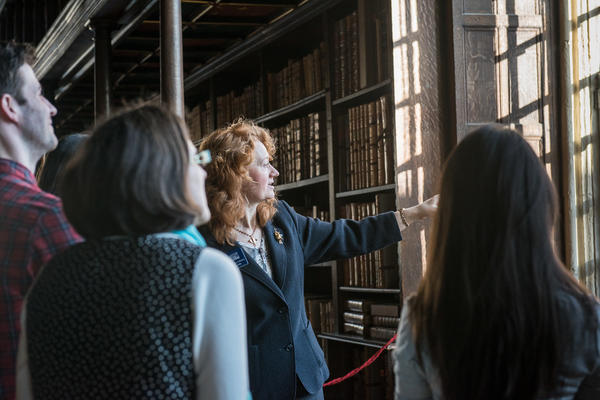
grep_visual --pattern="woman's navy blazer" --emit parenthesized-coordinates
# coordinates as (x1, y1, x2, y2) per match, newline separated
(200, 200, 402, 399)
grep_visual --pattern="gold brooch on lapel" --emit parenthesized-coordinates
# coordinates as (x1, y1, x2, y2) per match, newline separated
(273, 229, 284, 244)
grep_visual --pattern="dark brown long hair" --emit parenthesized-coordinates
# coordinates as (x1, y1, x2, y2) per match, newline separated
(411, 125, 595, 399)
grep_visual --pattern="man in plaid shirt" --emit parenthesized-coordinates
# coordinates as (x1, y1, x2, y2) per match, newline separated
(0, 41, 82, 399)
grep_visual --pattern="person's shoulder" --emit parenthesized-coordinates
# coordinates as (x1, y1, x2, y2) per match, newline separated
(555, 289, 600, 335)
(274, 200, 295, 221)
(197, 225, 222, 248)
(23, 188, 64, 216)
(275, 199, 292, 213)
(2, 186, 67, 229)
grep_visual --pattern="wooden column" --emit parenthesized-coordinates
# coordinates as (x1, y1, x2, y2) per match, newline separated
(389, 0, 448, 297)
(558, 0, 600, 295)
(92, 19, 112, 120)
(160, 0, 185, 118)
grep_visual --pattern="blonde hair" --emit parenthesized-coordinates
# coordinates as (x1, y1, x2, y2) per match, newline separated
(199, 119, 277, 245)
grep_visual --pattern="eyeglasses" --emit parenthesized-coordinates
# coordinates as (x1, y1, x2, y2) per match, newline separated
(193, 149, 212, 166)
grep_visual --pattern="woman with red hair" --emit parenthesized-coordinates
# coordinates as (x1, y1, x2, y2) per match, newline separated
(199, 119, 436, 400)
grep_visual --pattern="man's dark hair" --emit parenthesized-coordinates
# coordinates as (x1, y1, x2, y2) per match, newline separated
(0, 41, 35, 101)
(60, 104, 202, 239)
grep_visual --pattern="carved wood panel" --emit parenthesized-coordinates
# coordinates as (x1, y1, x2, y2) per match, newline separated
(452, 0, 549, 160)
(465, 29, 497, 123)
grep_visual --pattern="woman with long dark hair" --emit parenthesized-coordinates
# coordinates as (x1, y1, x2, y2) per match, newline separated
(393, 125, 600, 399)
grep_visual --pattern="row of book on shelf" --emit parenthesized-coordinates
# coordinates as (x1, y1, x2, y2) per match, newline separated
(185, 0, 392, 145)
(304, 297, 400, 343)
(343, 299, 400, 341)
(216, 82, 264, 128)
(345, 94, 395, 191)
(271, 112, 326, 184)
(293, 204, 330, 222)
(338, 193, 398, 288)
(333, 0, 391, 100)
(186, 40, 327, 141)
(189, 93, 393, 191)
(187, 100, 213, 143)
(266, 42, 327, 111)
(305, 297, 334, 335)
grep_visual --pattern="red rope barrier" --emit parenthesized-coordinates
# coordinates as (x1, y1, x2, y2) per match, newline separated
(323, 333, 397, 387)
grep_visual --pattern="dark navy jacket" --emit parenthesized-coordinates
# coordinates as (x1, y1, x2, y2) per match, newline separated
(200, 200, 402, 399)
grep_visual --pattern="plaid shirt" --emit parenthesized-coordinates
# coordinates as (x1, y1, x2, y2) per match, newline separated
(0, 159, 82, 399)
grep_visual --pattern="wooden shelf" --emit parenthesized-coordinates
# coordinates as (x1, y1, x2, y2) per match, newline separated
(308, 261, 334, 268)
(184, 0, 345, 89)
(332, 79, 392, 108)
(318, 333, 394, 350)
(276, 174, 329, 192)
(335, 184, 396, 199)
(339, 286, 401, 294)
(180, 3, 400, 396)
(254, 90, 326, 125)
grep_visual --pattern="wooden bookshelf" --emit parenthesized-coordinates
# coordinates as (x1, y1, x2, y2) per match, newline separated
(276, 174, 329, 192)
(185, 0, 398, 397)
(332, 79, 392, 108)
(339, 287, 401, 294)
(255, 90, 326, 125)
(335, 184, 396, 198)
(308, 261, 335, 268)
(318, 333, 392, 349)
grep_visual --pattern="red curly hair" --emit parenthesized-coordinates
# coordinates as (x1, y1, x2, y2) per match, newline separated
(199, 119, 278, 245)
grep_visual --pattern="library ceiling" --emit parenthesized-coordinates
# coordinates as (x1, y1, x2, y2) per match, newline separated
(0, 0, 307, 136)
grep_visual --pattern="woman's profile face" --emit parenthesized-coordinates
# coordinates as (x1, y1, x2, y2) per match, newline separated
(242, 139, 279, 205)
(186, 141, 211, 225)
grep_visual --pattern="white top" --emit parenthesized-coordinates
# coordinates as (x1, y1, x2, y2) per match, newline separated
(392, 304, 440, 400)
(16, 247, 249, 400)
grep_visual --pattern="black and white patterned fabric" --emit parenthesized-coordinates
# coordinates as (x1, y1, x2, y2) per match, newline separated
(25, 236, 202, 399)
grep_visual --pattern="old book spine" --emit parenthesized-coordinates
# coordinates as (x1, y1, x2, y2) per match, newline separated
(368, 101, 378, 187)
(358, 104, 366, 188)
(343, 311, 371, 325)
(338, 17, 346, 98)
(351, 11, 359, 93)
(295, 119, 301, 181)
(344, 299, 372, 313)
(376, 99, 385, 186)
(371, 315, 401, 328)
(302, 115, 310, 179)
(343, 322, 365, 336)
(369, 326, 397, 340)
(319, 41, 327, 90)
(370, 303, 400, 317)
(348, 107, 356, 190)
(313, 113, 320, 176)
(381, 95, 394, 184)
